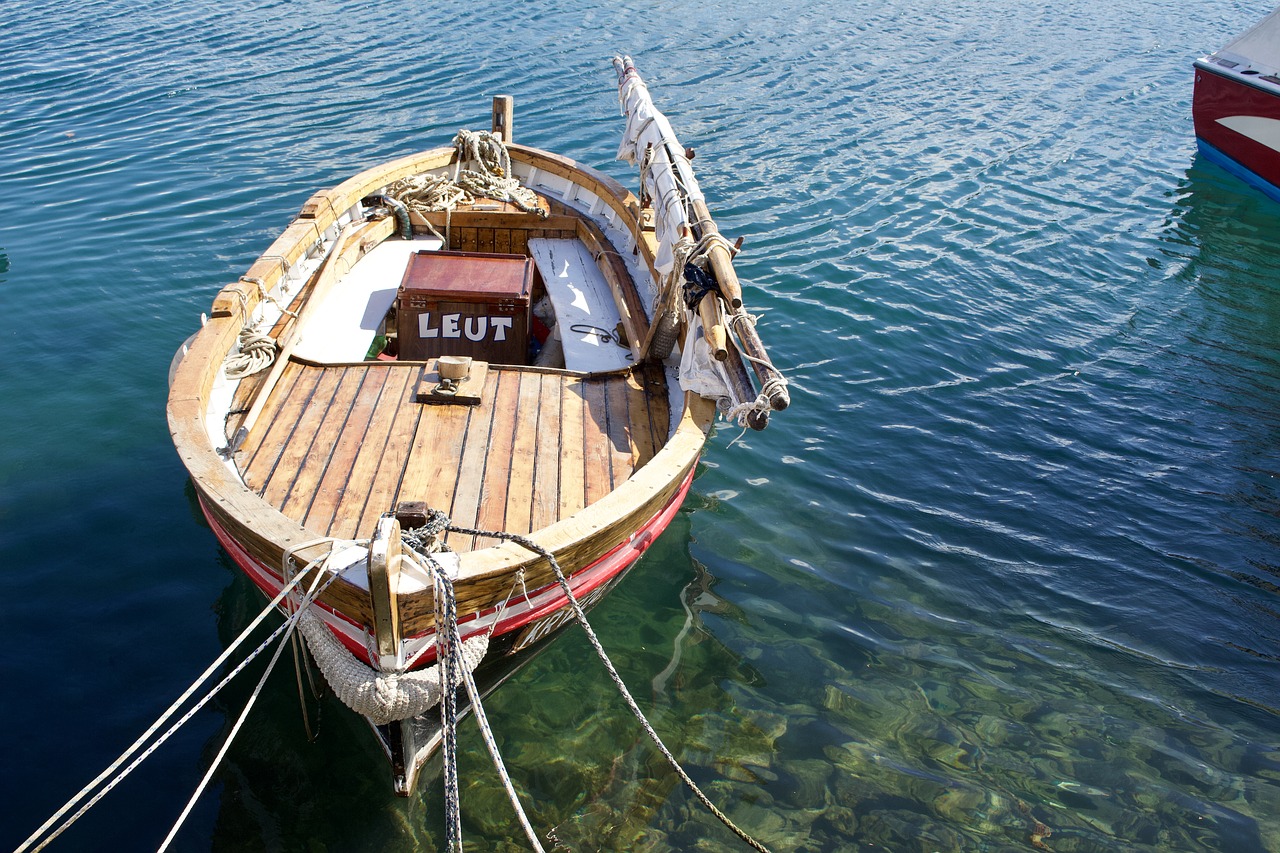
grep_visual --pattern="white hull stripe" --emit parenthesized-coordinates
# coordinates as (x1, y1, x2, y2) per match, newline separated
(1218, 115, 1280, 153)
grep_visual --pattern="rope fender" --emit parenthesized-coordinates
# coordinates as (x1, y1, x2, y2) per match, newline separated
(296, 609, 488, 726)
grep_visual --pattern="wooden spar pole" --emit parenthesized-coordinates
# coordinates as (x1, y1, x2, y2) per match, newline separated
(689, 200, 790, 411)
(491, 95, 514, 143)
(689, 197, 744, 310)
(724, 335, 769, 431)
(698, 292, 728, 361)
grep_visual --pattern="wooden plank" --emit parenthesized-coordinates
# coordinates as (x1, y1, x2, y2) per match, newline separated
(644, 361, 671, 452)
(495, 228, 512, 255)
(261, 366, 346, 511)
(604, 374, 635, 488)
(503, 371, 543, 535)
(477, 227, 496, 254)
(394, 381, 472, 516)
(279, 366, 364, 521)
(417, 211, 577, 232)
(582, 377, 612, 505)
(327, 366, 416, 540)
(530, 372, 563, 532)
(353, 371, 426, 539)
(239, 361, 318, 492)
(474, 370, 520, 547)
(558, 376, 587, 518)
(457, 227, 478, 253)
(625, 368, 659, 470)
(299, 367, 387, 533)
(444, 369, 500, 551)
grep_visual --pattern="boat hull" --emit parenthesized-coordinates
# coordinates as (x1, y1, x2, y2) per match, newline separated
(200, 464, 696, 668)
(1193, 62, 1280, 201)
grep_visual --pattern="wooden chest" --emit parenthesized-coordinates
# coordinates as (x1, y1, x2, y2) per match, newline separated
(396, 250, 533, 364)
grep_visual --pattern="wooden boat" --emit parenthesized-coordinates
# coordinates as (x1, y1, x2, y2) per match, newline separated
(1194, 8, 1280, 201)
(167, 58, 787, 795)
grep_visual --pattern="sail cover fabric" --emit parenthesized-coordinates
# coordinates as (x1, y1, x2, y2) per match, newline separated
(616, 57, 702, 277)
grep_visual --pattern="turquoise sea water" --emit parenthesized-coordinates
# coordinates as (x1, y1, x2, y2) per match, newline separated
(3, 0, 1279, 850)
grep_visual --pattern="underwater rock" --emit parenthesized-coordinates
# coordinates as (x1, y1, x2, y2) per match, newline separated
(932, 786, 987, 825)
(776, 758, 836, 808)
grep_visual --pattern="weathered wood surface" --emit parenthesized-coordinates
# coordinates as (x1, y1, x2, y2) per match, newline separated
(239, 361, 671, 555)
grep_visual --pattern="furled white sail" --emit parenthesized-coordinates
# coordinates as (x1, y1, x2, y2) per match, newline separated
(615, 55, 702, 276)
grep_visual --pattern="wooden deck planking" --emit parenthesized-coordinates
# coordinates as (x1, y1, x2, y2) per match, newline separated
(301, 368, 388, 534)
(350, 373, 424, 539)
(503, 371, 544, 536)
(239, 362, 671, 550)
(260, 367, 346, 509)
(582, 377, 614, 506)
(325, 367, 416, 540)
(530, 372, 563, 532)
(394, 384, 472, 516)
(641, 362, 670, 465)
(558, 378, 587, 519)
(444, 370, 501, 551)
(626, 368, 661, 469)
(604, 373, 636, 489)
(471, 370, 521, 550)
(278, 367, 367, 521)
(239, 361, 319, 490)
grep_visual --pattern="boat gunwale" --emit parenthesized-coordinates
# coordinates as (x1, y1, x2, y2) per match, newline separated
(168, 140, 715, 636)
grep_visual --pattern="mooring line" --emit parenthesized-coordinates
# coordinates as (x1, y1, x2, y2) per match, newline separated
(16, 542, 351, 853)
(443, 521, 773, 853)
(157, 565, 337, 851)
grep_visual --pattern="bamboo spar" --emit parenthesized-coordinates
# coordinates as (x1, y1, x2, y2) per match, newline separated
(615, 55, 789, 414)
(689, 200, 790, 412)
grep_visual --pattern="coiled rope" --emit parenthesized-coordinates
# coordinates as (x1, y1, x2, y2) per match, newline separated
(389, 130, 547, 220)
(223, 323, 278, 379)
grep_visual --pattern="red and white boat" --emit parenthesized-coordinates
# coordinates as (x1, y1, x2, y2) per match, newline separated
(166, 59, 787, 794)
(1194, 7, 1280, 200)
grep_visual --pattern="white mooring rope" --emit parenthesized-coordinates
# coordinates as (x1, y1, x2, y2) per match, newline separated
(157, 560, 339, 852)
(16, 538, 357, 853)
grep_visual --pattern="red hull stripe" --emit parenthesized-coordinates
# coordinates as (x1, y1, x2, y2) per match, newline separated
(197, 464, 696, 669)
